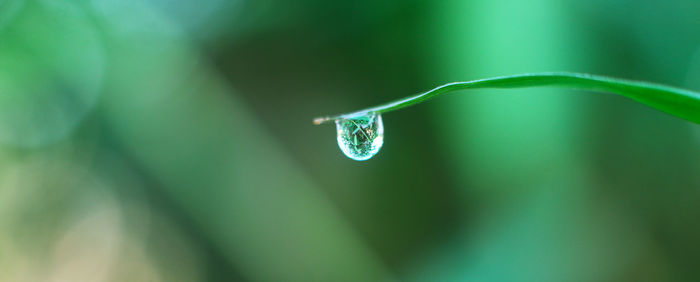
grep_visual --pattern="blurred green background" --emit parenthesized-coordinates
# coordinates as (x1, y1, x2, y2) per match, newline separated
(1, 0, 699, 281)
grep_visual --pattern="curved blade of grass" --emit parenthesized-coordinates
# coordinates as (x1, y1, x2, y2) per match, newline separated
(313, 72, 700, 125)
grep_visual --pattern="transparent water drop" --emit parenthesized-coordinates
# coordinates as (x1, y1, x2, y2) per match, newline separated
(335, 113, 384, 161)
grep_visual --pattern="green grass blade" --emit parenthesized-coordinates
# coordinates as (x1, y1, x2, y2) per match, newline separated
(313, 72, 700, 125)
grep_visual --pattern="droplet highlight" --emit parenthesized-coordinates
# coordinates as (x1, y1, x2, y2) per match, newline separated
(336, 113, 384, 161)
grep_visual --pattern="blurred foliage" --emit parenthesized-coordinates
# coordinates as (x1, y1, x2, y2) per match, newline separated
(0, 0, 698, 281)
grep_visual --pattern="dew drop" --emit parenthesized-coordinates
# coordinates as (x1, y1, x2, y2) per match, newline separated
(335, 113, 384, 161)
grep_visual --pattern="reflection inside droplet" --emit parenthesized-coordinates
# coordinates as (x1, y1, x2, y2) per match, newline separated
(335, 113, 384, 161)
(0, 0, 103, 147)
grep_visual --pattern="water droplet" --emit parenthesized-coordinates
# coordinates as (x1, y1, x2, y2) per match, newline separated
(335, 113, 384, 161)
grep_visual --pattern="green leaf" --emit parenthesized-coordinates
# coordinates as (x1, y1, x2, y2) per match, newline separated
(314, 72, 700, 125)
